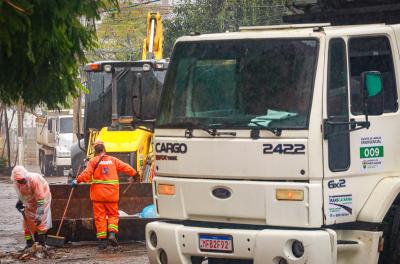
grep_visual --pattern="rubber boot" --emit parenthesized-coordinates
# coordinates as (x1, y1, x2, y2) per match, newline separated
(24, 239, 34, 250)
(98, 238, 108, 250)
(108, 232, 118, 247)
(37, 233, 46, 247)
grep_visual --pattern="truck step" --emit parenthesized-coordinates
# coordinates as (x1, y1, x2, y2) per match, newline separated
(337, 239, 360, 252)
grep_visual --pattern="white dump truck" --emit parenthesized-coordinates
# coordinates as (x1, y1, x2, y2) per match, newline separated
(36, 111, 73, 176)
(146, 23, 400, 264)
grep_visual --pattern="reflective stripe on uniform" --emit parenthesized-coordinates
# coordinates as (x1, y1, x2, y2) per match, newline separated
(96, 232, 107, 238)
(37, 199, 45, 206)
(108, 224, 119, 231)
(25, 235, 31, 240)
(91, 179, 119, 184)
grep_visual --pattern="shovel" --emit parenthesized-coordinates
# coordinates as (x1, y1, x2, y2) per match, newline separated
(21, 210, 35, 242)
(20, 209, 41, 252)
(47, 186, 75, 247)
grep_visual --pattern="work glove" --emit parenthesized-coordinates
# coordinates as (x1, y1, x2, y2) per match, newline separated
(15, 200, 24, 212)
(70, 179, 78, 188)
(34, 217, 42, 226)
(35, 206, 44, 226)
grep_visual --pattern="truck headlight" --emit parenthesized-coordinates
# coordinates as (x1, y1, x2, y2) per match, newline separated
(275, 189, 304, 201)
(157, 184, 175, 196)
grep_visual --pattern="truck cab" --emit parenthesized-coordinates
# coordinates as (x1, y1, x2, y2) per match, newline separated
(37, 112, 73, 176)
(147, 24, 400, 264)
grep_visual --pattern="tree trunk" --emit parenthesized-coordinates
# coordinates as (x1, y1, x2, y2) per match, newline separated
(17, 101, 24, 166)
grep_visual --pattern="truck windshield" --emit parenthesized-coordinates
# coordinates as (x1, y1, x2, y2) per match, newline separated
(157, 39, 318, 130)
(60, 117, 73, 133)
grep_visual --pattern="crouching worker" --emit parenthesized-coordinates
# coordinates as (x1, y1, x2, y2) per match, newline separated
(12, 166, 52, 249)
(71, 140, 137, 249)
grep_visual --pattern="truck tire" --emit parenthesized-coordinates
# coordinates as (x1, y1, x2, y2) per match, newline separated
(56, 166, 64, 177)
(379, 203, 400, 263)
(43, 155, 52, 177)
(39, 151, 45, 174)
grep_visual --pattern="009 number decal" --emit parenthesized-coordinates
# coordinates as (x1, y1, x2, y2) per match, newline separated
(263, 144, 306, 155)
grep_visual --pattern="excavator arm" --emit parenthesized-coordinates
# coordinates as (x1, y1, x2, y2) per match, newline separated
(142, 12, 163, 60)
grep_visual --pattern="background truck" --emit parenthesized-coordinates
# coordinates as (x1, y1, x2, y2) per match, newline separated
(146, 6, 400, 264)
(36, 110, 73, 176)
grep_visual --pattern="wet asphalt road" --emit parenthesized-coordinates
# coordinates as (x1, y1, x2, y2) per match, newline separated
(0, 174, 150, 264)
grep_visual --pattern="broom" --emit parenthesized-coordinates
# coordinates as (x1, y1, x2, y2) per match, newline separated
(47, 186, 75, 247)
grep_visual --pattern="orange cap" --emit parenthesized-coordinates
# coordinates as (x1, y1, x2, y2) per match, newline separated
(15, 173, 25, 181)
(93, 140, 105, 148)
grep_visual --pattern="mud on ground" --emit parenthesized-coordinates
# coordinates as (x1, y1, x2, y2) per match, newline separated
(0, 176, 150, 264)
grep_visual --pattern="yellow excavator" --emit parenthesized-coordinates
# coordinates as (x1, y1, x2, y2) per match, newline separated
(83, 11, 165, 182)
(49, 12, 166, 243)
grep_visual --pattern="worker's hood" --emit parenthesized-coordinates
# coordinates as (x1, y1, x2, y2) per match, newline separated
(11, 166, 34, 204)
(11, 165, 28, 183)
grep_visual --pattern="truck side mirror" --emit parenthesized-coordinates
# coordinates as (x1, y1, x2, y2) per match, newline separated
(362, 71, 384, 116)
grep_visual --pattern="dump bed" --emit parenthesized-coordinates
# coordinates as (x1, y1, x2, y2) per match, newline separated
(49, 182, 155, 241)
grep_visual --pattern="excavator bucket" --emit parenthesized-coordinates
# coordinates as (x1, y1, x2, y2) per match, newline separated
(48, 182, 155, 242)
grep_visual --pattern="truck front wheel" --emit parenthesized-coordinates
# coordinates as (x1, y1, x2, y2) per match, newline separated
(42, 155, 52, 177)
(39, 151, 45, 174)
(56, 166, 65, 176)
(379, 203, 400, 263)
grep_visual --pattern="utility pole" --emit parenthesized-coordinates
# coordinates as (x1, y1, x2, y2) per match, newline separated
(72, 92, 81, 143)
(17, 100, 24, 166)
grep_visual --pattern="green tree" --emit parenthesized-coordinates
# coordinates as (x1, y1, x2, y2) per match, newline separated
(164, 0, 289, 56)
(88, 3, 171, 62)
(0, 0, 118, 108)
(90, 6, 148, 61)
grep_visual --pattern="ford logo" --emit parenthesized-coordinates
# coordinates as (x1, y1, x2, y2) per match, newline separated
(212, 187, 232, 199)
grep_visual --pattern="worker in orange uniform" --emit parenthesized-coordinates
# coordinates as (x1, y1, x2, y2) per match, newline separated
(11, 165, 52, 249)
(71, 140, 137, 249)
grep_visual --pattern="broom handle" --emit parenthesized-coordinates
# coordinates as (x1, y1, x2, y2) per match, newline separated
(56, 187, 74, 236)
(122, 182, 133, 195)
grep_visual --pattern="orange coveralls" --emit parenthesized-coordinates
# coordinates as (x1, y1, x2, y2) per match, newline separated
(76, 155, 136, 239)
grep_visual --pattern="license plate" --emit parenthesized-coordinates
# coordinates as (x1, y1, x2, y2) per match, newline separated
(199, 234, 233, 253)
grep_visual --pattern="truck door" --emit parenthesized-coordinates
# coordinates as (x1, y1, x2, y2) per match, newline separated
(323, 32, 400, 225)
(47, 118, 56, 144)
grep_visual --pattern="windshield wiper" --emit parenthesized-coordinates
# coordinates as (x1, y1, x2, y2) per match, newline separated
(185, 123, 237, 138)
(157, 121, 236, 138)
(248, 120, 282, 137)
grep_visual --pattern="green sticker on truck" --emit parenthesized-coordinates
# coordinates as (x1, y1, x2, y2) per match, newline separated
(360, 146, 384, 158)
(360, 136, 384, 171)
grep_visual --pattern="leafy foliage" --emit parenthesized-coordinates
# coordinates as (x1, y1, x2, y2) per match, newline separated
(90, 6, 148, 61)
(0, 0, 118, 108)
(164, 0, 290, 56)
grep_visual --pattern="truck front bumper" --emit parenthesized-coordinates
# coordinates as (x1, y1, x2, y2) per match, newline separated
(55, 157, 71, 166)
(146, 221, 337, 264)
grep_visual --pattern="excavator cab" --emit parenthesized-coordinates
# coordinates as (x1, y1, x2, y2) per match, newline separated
(82, 60, 167, 181)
